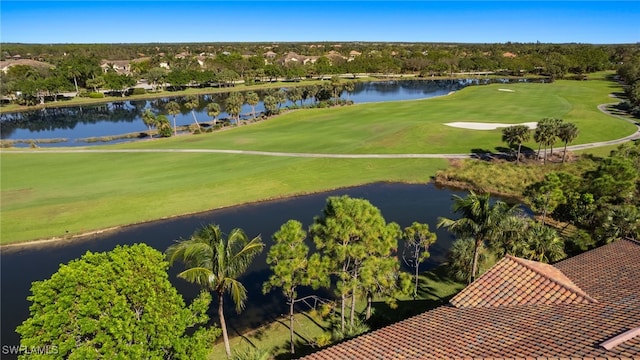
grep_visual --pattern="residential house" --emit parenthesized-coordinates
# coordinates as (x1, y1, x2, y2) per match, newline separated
(303, 239, 640, 359)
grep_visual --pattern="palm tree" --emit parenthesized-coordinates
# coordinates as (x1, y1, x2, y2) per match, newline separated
(165, 101, 181, 136)
(534, 118, 555, 164)
(244, 91, 259, 120)
(437, 191, 517, 283)
(330, 75, 342, 103)
(141, 108, 156, 139)
(184, 95, 201, 130)
(501, 125, 531, 164)
(557, 122, 579, 163)
(225, 92, 244, 125)
(523, 222, 565, 263)
(166, 224, 264, 358)
(343, 80, 355, 101)
(207, 102, 221, 126)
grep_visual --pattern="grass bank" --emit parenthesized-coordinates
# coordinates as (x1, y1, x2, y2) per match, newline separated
(1, 74, 635, 244)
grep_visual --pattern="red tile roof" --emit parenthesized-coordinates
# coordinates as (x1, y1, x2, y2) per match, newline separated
(450, 255, 597, 308)
(301, 239, 640, 359)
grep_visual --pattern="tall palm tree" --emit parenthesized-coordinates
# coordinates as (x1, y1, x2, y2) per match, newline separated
(502, 125, 531, 165)
(207, 102, 221, 126)
(141, 108, 156, 139)
(166, 224, 264, 358)
(534, 118, 557, 164)
(165, 101, 181, 136)
(557, 122, 579, 163)
(244, 91, 259, 120)
(225, 92, 244, 126)
(184, 95, 201, 130)
(438, 191, 517, 283)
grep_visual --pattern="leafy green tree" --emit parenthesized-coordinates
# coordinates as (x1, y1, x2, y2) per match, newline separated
(501, 125, 531, 164)
(524, 172, 566, 224)
(146, 67, 167, 91)
(184, 95, 201, 130)
(438, 191, 518, 283)
(310, 195, 401, 332)
(103, 73, 136, 97)
(141, 108, 157, 138)
(165, 100, 181, 135)
(17, 244, 219, 360)
(263, 220, 329, 355)
(557, 122, 579, 163)
(244, 91, 259, 119)
(226, 92, 244, 125)
(166, 224, 264, 358)
(402, 222, 437, 299)
(85, 76, 105, 92)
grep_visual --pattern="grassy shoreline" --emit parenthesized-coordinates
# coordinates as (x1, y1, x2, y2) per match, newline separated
(1, 72, 635, 245)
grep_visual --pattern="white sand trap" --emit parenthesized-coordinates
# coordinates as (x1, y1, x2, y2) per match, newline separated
(498, 88, 515, 92)
(445, 122, 538, 130)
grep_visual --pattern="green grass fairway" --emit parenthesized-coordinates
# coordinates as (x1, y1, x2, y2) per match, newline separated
(1, 75, 636, 244)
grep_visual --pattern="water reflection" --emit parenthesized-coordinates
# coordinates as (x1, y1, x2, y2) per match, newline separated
(0, 78, 540, 146)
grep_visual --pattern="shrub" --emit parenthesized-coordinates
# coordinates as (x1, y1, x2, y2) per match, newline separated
(131, 87, 147, 95)
(88, 92, 104, 98)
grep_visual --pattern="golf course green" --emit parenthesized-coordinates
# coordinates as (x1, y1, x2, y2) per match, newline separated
(1, 74, 636, 244)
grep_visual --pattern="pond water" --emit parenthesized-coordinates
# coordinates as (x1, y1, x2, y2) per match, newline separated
(0, 78, 534, 147)
(0, 182, 469, 351)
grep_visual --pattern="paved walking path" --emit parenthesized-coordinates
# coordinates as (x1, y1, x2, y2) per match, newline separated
(3, 103, 638, 158)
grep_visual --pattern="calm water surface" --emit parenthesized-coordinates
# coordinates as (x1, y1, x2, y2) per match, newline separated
(0, 182, 467, 350)
(0, 78, 534, 146)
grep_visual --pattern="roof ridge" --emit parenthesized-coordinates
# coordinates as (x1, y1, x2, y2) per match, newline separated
(506, 255, 598, 303)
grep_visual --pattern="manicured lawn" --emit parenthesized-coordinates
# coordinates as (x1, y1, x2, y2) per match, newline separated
(1, 74, 636, 244)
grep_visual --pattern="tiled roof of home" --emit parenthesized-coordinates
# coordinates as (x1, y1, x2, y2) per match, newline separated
(449, 255, 597, 308)
(301, 239, 640, 360)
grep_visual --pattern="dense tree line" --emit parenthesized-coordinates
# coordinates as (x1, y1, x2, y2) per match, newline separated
(2, 42, 639, 106)
(617, 55, 640, 115)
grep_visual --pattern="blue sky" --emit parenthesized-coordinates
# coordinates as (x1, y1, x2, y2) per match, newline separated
(1, 1, 638, 44)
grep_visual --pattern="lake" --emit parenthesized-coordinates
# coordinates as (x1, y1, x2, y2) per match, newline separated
(0, 78, 534, 147)
(0, 182, 469, 351)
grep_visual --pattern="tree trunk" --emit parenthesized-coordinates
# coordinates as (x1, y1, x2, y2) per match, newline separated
(218, 293, 231, 358)
(414, 245, 420, 299)
(562, 143, 568, 163)
(191, 110, 201, 130)
(147, 125, 153, 139)
(289, 296, 295, 354)
(173, 116, 177, 136)
(470, 237, 482, 284)
(365, 294, 372, 320)
(516, 143, 522, 165)
(350, 284, 356, 330)
(340, 293, 345, 333)
(73, 76, 79, 94)
(537, 143, 542, 160)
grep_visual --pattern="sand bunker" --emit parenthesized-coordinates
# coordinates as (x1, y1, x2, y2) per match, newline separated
(498, 88, 515, 92)
(445, 122, 538, 130)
